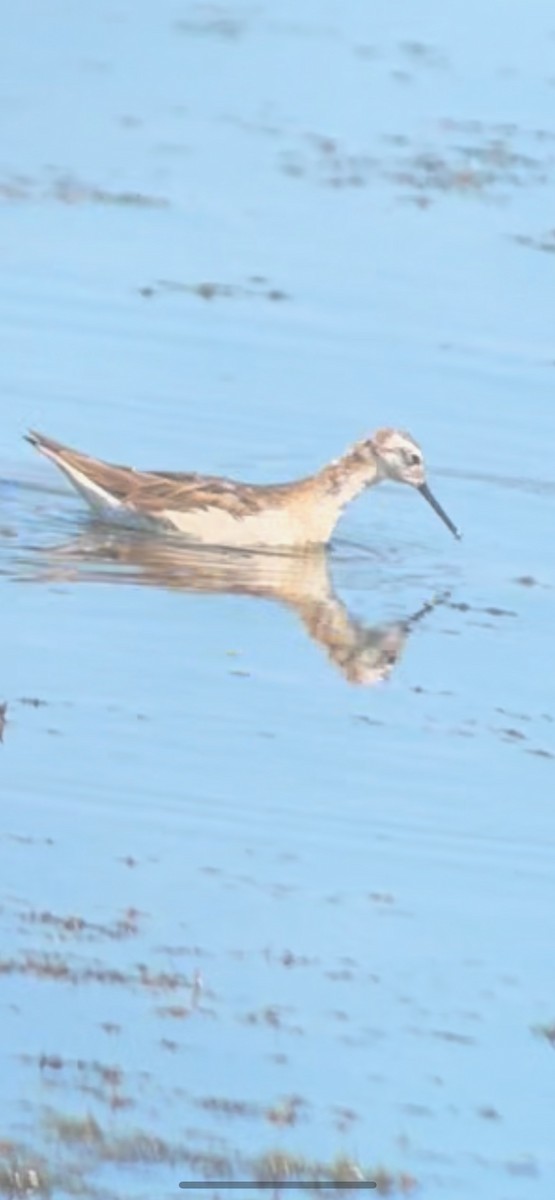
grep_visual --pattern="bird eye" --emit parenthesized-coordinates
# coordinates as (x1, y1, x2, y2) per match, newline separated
(405, 451, 420, 466)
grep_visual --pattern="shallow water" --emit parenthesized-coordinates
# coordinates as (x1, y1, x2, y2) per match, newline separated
(1, 1, 555, 1197)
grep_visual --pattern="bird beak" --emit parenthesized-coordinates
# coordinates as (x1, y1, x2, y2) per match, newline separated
(418, 482, 461, 540)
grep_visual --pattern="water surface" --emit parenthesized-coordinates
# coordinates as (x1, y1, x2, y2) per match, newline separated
(1, 1, 554, 1197)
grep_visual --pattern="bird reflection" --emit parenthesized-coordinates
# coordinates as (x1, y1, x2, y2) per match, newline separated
(23, 527, 447, 686)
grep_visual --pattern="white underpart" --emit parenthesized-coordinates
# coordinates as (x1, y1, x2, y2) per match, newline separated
(162, 505, 315, 547)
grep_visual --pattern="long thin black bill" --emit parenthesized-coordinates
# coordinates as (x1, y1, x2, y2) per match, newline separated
(418, 483, 461, 540)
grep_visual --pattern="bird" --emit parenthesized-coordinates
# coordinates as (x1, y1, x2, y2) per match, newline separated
(25, 427, 461, 548)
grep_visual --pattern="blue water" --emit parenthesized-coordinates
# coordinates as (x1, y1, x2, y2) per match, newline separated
(1, 2, 554, 1197)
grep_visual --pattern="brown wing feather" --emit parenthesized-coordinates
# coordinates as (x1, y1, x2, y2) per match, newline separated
(26, 430, 296, 518)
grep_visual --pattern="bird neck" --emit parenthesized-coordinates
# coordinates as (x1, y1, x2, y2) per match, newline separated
(314, 441, 381, 510)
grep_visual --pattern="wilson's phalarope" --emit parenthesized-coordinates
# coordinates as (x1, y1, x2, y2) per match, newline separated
(25, 428, 460, 547)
